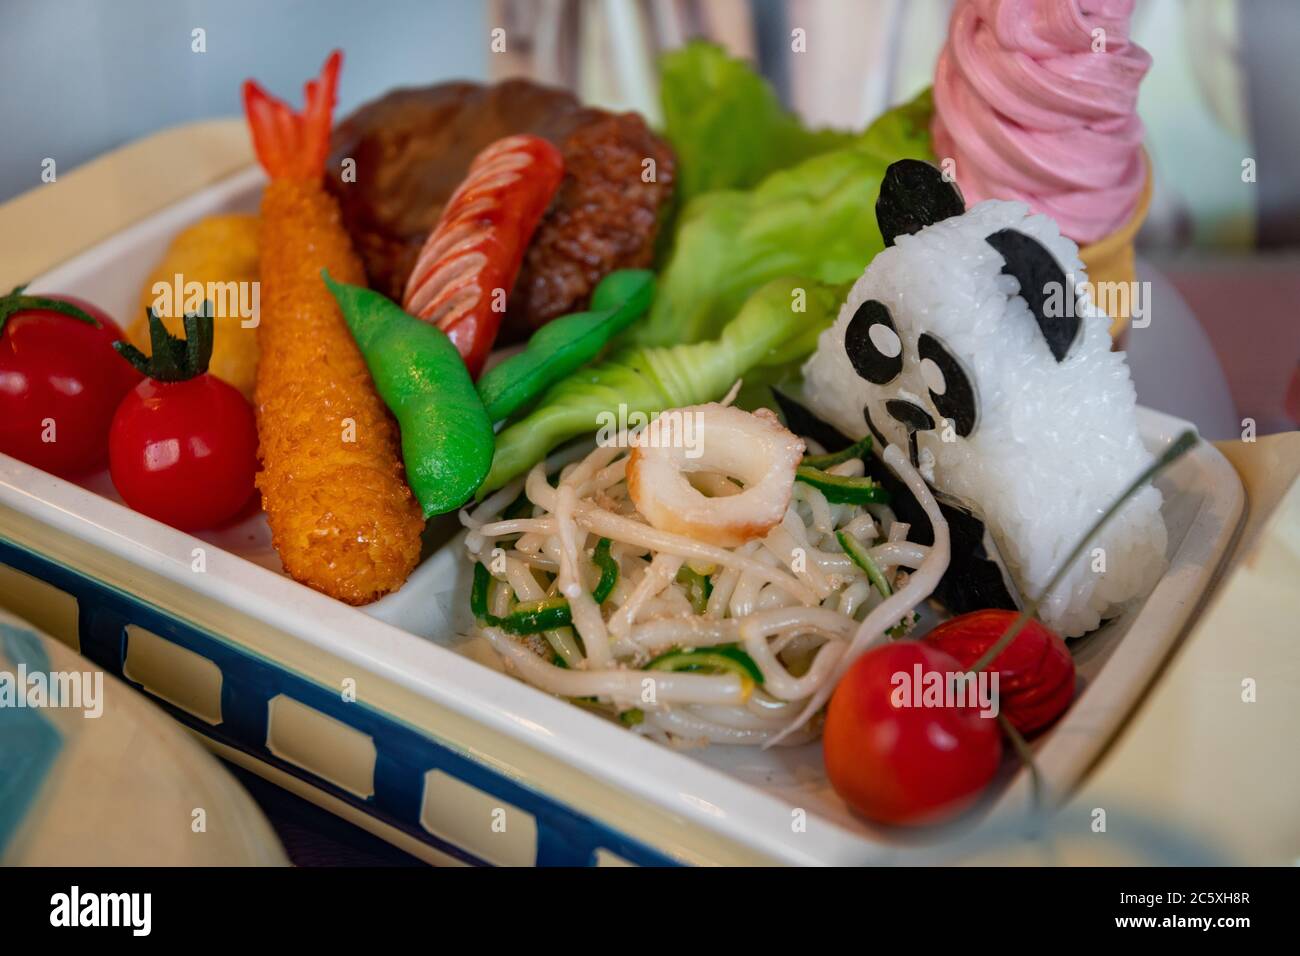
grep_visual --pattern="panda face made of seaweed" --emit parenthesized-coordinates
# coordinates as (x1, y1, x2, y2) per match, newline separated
(810, 160, 1090, 481)
(802, 159, 1166, 636)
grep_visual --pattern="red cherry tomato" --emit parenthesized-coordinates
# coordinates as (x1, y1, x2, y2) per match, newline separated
(109, 374, 258, 531)
(824, 641, 1002, 827)
(0, 292, 141, 476)
(924, 610, 1075, 736)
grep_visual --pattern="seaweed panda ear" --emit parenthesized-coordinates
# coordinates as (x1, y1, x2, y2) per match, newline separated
(876, 159, 966, 247)
(985, 228, 1080, 363)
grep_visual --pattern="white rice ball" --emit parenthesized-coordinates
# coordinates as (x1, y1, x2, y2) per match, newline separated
(803, 198, 1166, 637)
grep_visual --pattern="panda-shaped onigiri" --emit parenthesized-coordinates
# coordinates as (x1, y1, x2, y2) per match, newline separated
(802, 160, 1167, 638)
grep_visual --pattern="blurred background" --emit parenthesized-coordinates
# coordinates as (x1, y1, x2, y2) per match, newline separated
(2, 0, 1295, 868)
(4, 0, 1297, 245)
(2, 0, 1295, 432)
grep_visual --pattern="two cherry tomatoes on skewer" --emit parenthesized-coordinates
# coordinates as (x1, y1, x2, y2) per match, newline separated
(824, 609, 1075, 827)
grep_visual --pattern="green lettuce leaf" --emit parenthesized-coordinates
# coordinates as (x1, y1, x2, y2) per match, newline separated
(634, 87, 935, 348)
(476, 270, 654, 423)
(662, 40, 854, 205)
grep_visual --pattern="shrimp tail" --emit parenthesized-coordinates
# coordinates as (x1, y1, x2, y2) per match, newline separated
(244, 49, 423, 604)
(242, 49, 341, 181)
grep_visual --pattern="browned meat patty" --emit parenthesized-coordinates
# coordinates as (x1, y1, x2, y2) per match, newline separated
(326, 79, 675, 334)
(513, 112, 674, 330)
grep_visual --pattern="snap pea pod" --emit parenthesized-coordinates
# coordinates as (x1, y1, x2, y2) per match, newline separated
(481, 276, 847, 493)
(476, 270, 655, 423)
(324, 272, 495, 518)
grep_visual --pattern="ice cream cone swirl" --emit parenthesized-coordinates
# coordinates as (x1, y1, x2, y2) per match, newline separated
(932, 0, 1152, 245)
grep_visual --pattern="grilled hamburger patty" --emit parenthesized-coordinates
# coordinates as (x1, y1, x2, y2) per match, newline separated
(327, 79, 675, 333)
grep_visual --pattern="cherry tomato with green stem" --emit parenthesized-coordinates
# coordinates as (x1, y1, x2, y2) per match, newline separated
(0, 287, 141, 476)
(109, 307, 258, 531)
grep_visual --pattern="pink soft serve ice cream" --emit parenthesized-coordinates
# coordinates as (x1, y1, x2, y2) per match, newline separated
(932, 0, 1152, 243)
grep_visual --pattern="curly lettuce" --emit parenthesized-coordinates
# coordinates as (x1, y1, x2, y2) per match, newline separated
(662, 41, 854, 205)
(636, 87, 935, 347)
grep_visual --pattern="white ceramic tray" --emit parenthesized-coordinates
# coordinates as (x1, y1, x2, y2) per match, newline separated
(0, 167, 1246, 865)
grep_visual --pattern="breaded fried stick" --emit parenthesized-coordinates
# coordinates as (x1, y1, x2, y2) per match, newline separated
(243, 50, 423, 604)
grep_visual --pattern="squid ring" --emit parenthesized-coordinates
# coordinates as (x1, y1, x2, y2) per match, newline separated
(626, 404, 804, 548)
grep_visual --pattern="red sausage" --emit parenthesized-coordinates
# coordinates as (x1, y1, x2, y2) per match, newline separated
(402, 135, 564, 377)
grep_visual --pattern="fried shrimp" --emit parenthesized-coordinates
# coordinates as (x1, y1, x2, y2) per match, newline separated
(243, 50, 423, 604)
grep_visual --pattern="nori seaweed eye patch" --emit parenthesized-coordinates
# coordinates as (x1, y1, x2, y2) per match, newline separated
(918, 332, 977, 437)
(985, 228, 1080, 363)
(845, 299, 903, 385)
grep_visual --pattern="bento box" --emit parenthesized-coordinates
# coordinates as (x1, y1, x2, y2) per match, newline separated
(0, 166, 1245, 866)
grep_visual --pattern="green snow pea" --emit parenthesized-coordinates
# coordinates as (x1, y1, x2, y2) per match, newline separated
(476, 269, 655, 423)
(324, 271, 494, 518)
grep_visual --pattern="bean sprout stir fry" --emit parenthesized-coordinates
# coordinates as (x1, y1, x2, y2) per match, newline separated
(460, 402, 950, 747)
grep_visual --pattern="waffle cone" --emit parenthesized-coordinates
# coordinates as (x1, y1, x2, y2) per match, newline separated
(1078, 149, 1153, 340)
